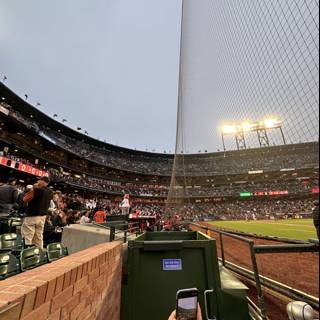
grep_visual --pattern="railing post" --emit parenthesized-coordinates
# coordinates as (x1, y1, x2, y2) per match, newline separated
(110, 226, 115, 242)
(124, 231, 128, 243)
(219, 232, 226, 267)
(249, 241, 268, 320)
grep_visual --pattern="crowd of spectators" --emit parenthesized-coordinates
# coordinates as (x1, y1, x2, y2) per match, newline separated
(168, 179, 319, 198)
(1, 151, 318, 200)
(5, 107, 320, 177)
(2, 180, 315, 222)
(37, 193, 319, 224)
(167, 198, 316, 221)
(1, 105, 319, 231)
(1, 177, 317, 248)
(38, 125, 320, 176)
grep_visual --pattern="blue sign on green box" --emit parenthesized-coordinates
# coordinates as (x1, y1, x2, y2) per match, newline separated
(163, 259, 182, 271)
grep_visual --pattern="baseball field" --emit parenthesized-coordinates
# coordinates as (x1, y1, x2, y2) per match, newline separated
(208, 219, 317, 241)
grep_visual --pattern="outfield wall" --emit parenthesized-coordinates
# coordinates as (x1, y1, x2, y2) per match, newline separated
(0, 242, 122, 320)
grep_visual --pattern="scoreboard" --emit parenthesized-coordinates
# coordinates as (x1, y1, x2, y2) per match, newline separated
(0, 156, 49, 177)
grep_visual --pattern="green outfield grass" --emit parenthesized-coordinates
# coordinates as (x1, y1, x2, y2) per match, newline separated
(208, 219, 317, 241)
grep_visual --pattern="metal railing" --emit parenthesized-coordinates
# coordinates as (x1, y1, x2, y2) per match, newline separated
(190, 223, 319, 320)
(92, 221, 140, 243)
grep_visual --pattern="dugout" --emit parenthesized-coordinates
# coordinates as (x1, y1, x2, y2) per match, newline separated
(121, 231, 250, 320)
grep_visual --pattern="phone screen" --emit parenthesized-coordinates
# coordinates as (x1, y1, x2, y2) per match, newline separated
(177, 296, 198, 320)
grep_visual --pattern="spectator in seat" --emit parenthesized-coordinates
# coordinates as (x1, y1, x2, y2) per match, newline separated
(312, 200, 319, 239)
(44, 212, 62, 244)
(66, 210, 79, 225)
(0, 177, 18, 215)
(52, 209, 67, 227)
(94, 208, 107, 223)
(80, 210, 91, 224)
(22, 177, 53, 248)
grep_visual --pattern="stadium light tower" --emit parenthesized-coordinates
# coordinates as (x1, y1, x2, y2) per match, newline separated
(221, 118, 286, 151)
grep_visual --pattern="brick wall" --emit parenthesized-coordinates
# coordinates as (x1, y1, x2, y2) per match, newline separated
(0, 242, 123, 320)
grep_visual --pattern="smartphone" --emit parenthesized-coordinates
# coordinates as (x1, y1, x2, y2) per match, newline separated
(176, 288, 199, 320)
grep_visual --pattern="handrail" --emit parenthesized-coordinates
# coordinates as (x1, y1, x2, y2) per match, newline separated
(190, 223, 254, 243)
(253, 243, 319, 254)
(191, 222, 320, 320)
(224, 260, 319, 310)
(92, 221, 140, 243)
(191, 222, 313, 244)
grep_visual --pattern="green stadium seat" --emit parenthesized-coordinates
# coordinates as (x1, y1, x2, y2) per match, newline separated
(7, 218, 23, 233)
(0, 233, 24, 253)
(20, 247, 48, 271)
(0, 217, 23, 234)
(46, 243, 68, 262)
(0, 253, 21, 280)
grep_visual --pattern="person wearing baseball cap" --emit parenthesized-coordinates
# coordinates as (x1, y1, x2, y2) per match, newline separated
(22, 176, 53, 248)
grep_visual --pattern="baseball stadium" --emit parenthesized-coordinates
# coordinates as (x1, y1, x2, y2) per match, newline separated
(0, 1, 319, 320)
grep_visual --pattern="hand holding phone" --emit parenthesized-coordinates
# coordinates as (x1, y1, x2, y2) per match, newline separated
(168, 305, 202, 320)
(174, 288, 201, 320)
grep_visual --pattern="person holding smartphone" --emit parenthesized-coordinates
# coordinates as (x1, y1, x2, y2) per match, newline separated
(168, 305, 202, 320)
(168, 289, 203, 320)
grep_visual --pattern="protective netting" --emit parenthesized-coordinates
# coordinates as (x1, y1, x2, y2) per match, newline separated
(166, 0, 319, 210)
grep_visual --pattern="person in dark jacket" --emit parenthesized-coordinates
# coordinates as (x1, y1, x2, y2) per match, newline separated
(21, 177, 53, 248)
(312, 200, 319, 239)
(0, 178, 18, 215)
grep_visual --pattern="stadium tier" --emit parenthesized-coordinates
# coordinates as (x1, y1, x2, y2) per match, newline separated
(1, 0, 319, 319)
(1, 83, 319, 177)
(0, 83, 319, 221)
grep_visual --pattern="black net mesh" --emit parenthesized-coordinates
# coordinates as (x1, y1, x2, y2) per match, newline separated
(167, 0, 319, 210)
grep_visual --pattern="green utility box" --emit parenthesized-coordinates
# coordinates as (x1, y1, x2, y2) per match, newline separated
(121, 231, 251, 320)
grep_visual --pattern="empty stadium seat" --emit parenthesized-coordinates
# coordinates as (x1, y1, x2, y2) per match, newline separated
(47, 243, 68, 262)
(0, 253, 21, 280)
(20, 247, 48, 271)
(7, 218, 23, 233)
(0, 233, 24, 253)
(0, 217, 23, 234)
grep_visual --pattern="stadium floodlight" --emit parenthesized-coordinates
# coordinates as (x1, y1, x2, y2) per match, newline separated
(222, 124, 237, 134)
(263, 118, 282, 129)
(241, 122, 253, 132)
(221, 117, 286, 150)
